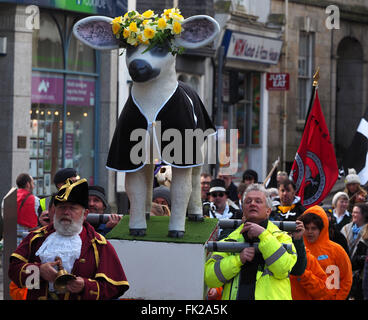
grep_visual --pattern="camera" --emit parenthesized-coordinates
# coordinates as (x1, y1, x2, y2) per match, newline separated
(217, 219, 297, 232)
(86, 213, 123, 227)
(202, 201, 216, 217)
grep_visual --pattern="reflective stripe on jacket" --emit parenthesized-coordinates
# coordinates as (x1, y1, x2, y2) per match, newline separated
(204, 220, 297, 300)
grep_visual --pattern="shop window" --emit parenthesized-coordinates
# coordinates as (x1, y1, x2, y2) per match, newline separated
(298, 31, 315, 119)
(30, 72, 64, 195)
(32, 13, 64, 69)
(68, 32, 96, 73)
(224, 71, 260, 146)
(221, 70, 261, 180)
(65, 75, 95, 184)
(30, 11, 98, 196)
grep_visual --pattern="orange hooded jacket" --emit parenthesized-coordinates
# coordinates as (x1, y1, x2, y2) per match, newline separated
(290, 248, 328, 300)
(300, 205, 352, 300)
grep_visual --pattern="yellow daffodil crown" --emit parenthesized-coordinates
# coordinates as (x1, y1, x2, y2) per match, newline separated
(111, 8, 185, 55)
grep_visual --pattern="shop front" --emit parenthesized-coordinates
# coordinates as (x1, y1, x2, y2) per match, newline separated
(217, 27, 283, 182)
(0, 1, 126, 200)
(30, 10, 98, 196)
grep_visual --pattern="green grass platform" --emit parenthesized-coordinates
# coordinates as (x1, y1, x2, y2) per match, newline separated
(106, 215, 218, 244)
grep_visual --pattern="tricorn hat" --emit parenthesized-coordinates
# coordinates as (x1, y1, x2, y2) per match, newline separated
(54, 178, 89, 209)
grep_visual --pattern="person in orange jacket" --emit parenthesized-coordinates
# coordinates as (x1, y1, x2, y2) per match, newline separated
(289, 220, 328, 300)
(298, 205, 353, 300)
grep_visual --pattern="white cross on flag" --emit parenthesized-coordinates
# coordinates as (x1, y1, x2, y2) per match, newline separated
(343, 109, 368, 185)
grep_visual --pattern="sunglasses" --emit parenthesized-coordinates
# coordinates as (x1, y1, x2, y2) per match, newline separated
(211, 192, 225, 198)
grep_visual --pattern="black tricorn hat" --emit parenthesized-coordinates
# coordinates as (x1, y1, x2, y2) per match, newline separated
(54, 178, 89, 209)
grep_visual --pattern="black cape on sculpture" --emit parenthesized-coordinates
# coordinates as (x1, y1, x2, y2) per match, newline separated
(106, 81, 216, 172)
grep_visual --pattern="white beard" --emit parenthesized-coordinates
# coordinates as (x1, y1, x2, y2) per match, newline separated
(36, 215, 84, 291)
(54, 212, 84, 236)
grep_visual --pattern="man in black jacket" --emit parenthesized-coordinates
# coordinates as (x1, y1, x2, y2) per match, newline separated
(270, 179, 306, 221)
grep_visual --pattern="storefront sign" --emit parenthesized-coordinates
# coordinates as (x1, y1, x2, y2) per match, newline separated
(31, 75, 95, 106)
(266, 73, 289, 91)
(31, 75, 64, 105)
(0, 0, 127, 17)
(223, 30, 283, 65)
(66, 78, 95, 106)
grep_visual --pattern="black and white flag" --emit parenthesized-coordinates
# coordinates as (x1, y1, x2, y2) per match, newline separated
(343, 109, 368, 185)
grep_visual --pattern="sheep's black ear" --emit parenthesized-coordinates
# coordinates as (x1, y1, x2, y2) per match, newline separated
(174, 15, 220, 49)
(73, 16, 120, 50)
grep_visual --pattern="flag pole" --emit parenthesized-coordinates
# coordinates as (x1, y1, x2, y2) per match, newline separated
(303, 67, 320, 132)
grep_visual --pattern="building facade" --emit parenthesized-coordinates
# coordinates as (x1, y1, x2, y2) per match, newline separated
(2, 0, 367, 208)
(0, 0, 127, 202)
(269, 0, 368, 173)
(212, 0, 284, 182)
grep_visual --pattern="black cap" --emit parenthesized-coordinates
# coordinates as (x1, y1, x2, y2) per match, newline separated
(53, 168, 78, 187)
(88, 185, 108, 208)
(54, 178, 89, 209)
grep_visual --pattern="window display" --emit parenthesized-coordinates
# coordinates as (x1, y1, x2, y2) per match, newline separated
(30, 11, 98, 196)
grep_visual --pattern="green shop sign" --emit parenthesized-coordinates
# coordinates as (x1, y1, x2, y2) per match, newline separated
(0, 0, 127, 17)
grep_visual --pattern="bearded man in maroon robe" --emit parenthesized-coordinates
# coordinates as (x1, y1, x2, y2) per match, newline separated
(8, 178, 129, 300)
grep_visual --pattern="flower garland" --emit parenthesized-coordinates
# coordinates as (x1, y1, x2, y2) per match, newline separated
(111, 8, 185, 55)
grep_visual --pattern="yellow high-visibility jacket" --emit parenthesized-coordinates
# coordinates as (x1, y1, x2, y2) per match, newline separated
(204, 221, 297, 300)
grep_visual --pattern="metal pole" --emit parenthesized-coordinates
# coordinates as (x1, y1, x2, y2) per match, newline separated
(282, 0, 289, 171)
(216, 46, 225, 127)
(215, 46, 225, 177)
(2, 187, 18, 300)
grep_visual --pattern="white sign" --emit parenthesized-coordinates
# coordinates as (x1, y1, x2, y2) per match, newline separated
(226, 31, 283, 65)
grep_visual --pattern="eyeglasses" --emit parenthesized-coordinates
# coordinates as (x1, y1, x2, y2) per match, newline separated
(211, 192, 225, 198)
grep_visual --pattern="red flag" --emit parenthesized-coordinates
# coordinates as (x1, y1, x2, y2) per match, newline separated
(290, 90, 338, 207)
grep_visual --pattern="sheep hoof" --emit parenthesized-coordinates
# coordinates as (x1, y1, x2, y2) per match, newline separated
(168, 230, 185, 238)
(129, 229, 146, 236)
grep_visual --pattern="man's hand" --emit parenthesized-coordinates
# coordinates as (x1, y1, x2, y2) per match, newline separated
(39, 261, 59, 282)
(66, 277, 85, 294)
(239, 246, 256, 264)
(106, 214, 122, 229)
(291, 220, 305, 241)
(207, 288, 220, 300)
(241, 222, 265, 239)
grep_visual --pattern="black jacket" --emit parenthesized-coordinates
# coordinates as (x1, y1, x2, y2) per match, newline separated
(270, 197, 306, 222)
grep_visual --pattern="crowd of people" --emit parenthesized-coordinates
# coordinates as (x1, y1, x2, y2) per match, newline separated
(202, 167, 368, 300)
(5, 165, 368, 300)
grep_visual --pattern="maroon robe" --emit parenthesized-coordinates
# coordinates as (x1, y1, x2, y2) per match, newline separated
(8, 222, 129, 300)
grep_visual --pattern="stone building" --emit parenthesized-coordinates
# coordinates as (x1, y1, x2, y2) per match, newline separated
(269, 0, 368, 172)
(0, 1, 126, 202)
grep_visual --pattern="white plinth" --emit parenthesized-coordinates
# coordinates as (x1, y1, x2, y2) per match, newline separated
(110, 239, 208, 300)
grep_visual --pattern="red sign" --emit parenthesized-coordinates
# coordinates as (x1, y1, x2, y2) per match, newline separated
(266, 73, 289, 91)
